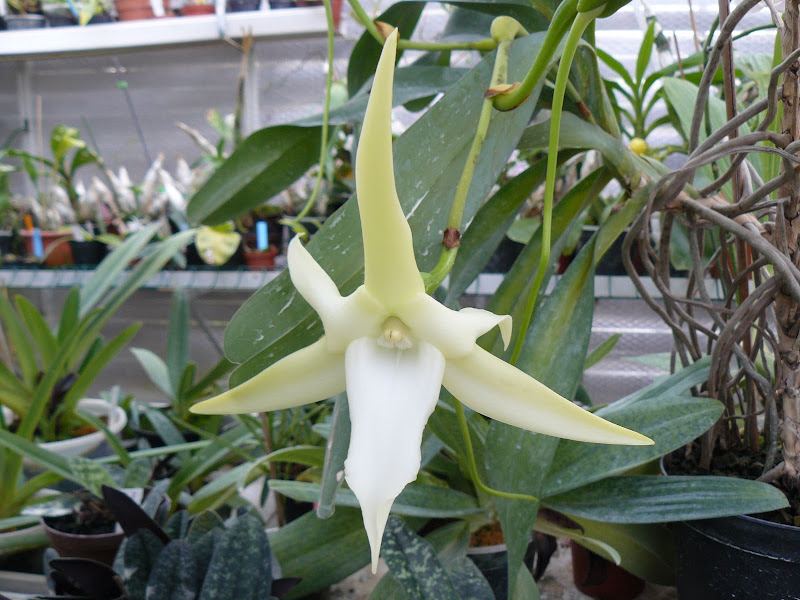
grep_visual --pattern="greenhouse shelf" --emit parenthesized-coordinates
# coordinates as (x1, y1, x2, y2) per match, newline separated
(0, 269, 727, 299)
(0, 7, 327, 60)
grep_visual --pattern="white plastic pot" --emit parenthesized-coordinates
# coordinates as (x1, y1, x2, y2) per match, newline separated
(24, 399, 127, 470)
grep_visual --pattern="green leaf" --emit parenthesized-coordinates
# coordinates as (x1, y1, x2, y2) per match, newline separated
(145, 540, 199, 600)
(543, 475, 790, 523)
(76, 409, 131, 468)
(381, 516, 461, 600)
(536, 515, 674, 585)
(295, 66, 469, 127)
(0, 291, 37, 388)
(346, 2, 425, 97)
(131, 348, 173, 399)
(225, 34, 543, 383)
(63, 323, 142, 412)
(317, 393, 350, 519)
(14, 296, 56, 369)
(583, 333, 620, 370)
(268, 480, 483, 519)
(57, 287, 81, 343)
(608, 355, 711, 412)
(595, 47, 634, 89)
(166, 288, 190, 397)
(184, 358, 233, 403)
(199, 515, 273, 600)
(67, 456, 116, 498)
(635, 20, 656, 85)
(487, 238, 596, 592)
(117, 529, 166, 600)
(79, 223, 160, 316)
(269, 507, 369, 599)
(187, 126, 322, 226)
(540, 395, 723, 496)
(123, 458, 153, 488)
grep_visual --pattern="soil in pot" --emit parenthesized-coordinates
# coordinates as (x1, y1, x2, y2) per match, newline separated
(41, 492, 123, 566)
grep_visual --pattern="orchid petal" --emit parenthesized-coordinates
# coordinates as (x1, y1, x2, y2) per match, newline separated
(398, 293, 512, 357)
(191, 337, 345, 415)
(356, 29, 425, 308)
(343, 336, 445, 572)
(443, 345, 653, 446)
(288, 237, 384, 351)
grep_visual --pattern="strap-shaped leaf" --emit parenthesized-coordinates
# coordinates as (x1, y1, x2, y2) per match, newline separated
(543, 475, 789, 523)
(131, 348, 173, 399)
(14, 295, 56, 369)
(316, 393, 349, 519)
(166, 288, 190, 397)
(0, 290, 37, 388)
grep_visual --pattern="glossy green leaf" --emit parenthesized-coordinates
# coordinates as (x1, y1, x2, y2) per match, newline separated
(0, 291, 37, 388)
(346, 2, 425, 97)
(79, 222, 160, 316)
(544, 475, 789, 523)
(270, 480, 483, 519)
(131, 348, 173, 398)
(187, 126, 321, 225)
(635, 20, 656, 84)
(167, 288, 190, 397)
(595, 47, 634, 89)
(225, 34, 543, 383)
(381, 516, 462, 600)
(487, 239, 596, 592)
(63, 323, 142, 411)
(56, 287, 80, 344)
(540, 396, 723, 496)
(583, 333, 620, 370)
(14, 296, 56, 369)
(268, 507, 369, 599)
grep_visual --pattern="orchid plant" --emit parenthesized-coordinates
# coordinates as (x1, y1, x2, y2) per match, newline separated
(192, 30, 652, 571)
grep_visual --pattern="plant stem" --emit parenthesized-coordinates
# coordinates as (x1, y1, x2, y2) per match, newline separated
(423, 32, 515, 293)
(509, 9, 599, 365)
(454, 400, 540, 503)
(283, 0, 336, 237)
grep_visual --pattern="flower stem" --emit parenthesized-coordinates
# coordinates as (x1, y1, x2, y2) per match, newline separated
(509, 8, 599, 366)
(423, 26, 517, 293)
(454, 400, 540, 503)
(282, 0, 336, 238)
(346, 0, 385, 44)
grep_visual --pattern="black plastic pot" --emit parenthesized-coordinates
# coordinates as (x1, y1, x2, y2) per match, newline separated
(228, 0, 260, 10)
(4, 14, 47, 28)
(466, 542, 536, 600)
(673, 515, 800, 600)
(69, 240, 108, 266)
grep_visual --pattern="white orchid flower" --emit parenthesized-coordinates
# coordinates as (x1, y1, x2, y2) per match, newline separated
(193, 30, 652, 572)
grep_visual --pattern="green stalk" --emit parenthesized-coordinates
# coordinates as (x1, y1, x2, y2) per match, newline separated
(509, 8, 600, 366)
(283, 0, 337, 237)
(492, 0, 580, 111)
(423, 29, 516, 293)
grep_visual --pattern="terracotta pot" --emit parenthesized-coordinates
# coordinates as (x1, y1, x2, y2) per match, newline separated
(114, 0, 166, 20)
(180, 3, 214, 14)
(19, 230, 73, 267)
(243, 246, 279, 270)
(41, 519, 123, 566)
(570, 541, 645, 600)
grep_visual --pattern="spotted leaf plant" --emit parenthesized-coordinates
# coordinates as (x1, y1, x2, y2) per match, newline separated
(192, 29, 652, 572)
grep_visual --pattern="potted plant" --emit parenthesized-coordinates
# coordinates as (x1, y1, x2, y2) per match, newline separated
(2, 0, 46, 28)
(179, 0, 213, 15)
(0, 225, 195, 551)
(128, 286, 233, 447)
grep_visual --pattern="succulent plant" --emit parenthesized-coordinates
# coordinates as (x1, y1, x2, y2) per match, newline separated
(37, 486, 298, 600)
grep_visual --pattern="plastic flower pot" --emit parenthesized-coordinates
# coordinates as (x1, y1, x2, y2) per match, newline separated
(68, 240, 107, 266)
(243, 246, 279, 270)
(673, 516, 800, 600)
(4, 14, 47, 28)
(20, 230, 73, 267)
(180, 4, 215, 15)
